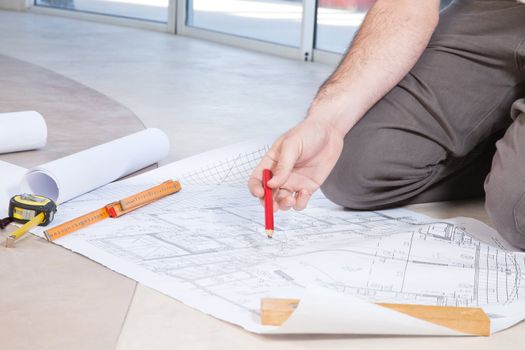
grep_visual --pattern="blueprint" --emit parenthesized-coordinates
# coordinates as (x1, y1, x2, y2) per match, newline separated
(31, 141, 525, 335)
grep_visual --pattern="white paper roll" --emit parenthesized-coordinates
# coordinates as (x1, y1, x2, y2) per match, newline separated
(0, 161, 27, 213)
(0, 111, 47, 154)
(21, 128, 170, 203)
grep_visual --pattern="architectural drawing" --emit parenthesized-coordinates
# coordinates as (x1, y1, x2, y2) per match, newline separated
(34, 142, 525, 334)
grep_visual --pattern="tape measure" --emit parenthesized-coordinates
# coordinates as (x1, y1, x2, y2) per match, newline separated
(9, 194, 57, 226)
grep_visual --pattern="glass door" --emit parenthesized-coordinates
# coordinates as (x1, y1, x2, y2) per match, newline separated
(186, 0, 304, 47)
(35, 0, 170, 23)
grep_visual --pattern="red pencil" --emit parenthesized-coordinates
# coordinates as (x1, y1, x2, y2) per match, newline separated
(263, 169, 274, 238)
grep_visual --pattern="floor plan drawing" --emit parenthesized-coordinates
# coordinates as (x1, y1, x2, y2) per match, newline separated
(32, 141, 525, 335)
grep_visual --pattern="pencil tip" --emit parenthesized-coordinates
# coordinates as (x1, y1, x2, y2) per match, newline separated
(266, 229, 274, 239)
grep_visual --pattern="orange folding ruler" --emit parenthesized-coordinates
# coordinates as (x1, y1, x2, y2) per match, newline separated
(44, 180, 182, 241)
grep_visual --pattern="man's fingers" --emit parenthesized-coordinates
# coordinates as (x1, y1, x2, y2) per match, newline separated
(268, 139, 301, 189)
(248, 154, 277, 198)
(248, 177, 265, 198)
(275, 188, 295, 211)
(293, 190, 312, 211)
(247, 135, 308, 212)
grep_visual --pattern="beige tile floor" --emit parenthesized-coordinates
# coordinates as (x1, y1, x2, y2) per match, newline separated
(0, 52, 148, 350)
(0, 9, 523, 350)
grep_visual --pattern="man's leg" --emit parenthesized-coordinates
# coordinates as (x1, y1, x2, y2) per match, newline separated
(321, 0, 525, 210)
(485, 100, 525, 250)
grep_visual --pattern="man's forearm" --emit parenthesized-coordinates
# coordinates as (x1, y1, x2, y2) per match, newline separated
(308, 0, 440, 135)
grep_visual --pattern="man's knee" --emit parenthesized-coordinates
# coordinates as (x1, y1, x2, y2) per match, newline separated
(320, 128, 443, 210)
(320, 138, 384, 210)
(485, 170, 525, 250)
(485, 102, 525, 250)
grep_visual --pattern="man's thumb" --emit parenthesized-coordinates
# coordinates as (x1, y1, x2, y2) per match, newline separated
(268, 139, 300, 188)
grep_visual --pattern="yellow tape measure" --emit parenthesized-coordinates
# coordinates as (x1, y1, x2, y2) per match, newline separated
(9, 194, 57, 225)
(5, 194, 57, 248)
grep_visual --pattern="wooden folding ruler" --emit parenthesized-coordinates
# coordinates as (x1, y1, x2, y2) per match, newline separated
(44, 180, 181, 241)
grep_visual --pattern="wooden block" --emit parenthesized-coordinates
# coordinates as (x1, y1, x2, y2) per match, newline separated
(260, 298, 490, 336)
(260, 298, 300, 326)
(377, 302, 490, 336)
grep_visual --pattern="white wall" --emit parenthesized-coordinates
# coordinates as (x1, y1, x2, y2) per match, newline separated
(0, 0, 31, 10)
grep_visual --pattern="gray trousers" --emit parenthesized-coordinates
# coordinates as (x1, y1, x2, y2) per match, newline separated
(320, 0, 525, 248)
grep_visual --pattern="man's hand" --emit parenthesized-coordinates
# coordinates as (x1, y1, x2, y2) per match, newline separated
(248, 119, 344, 211)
